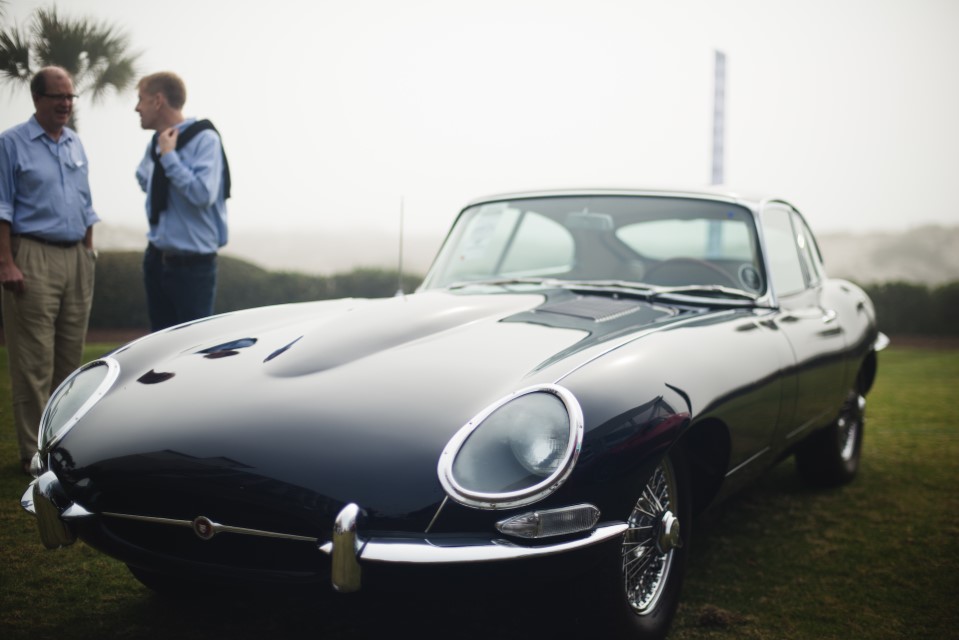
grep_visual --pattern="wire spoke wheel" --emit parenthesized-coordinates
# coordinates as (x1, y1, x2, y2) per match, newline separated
(622, 456, 681, 615)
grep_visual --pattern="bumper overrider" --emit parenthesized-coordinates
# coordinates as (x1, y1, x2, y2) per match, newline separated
(22, 470, 626, 592)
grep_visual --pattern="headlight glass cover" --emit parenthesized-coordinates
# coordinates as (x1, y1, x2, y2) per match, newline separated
(39, 358, 120, 452)
(438, 384, 584, 509)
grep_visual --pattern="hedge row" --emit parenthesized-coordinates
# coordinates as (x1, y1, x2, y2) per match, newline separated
(861, 281, 959, 337)
(87, 252, 957, 336)
(90, 251, 423, 330)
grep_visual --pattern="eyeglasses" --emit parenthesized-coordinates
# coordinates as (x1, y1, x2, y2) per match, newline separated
(40, 93, 79, 102)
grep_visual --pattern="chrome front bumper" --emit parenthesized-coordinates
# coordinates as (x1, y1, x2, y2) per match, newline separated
(23, 471, 626, 592)
(21, 471, 93, 549)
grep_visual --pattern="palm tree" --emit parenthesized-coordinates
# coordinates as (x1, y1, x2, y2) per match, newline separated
(0, 5, 139, 129)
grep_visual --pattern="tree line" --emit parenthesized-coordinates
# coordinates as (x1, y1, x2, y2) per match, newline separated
(860, 281, 959, 337)
(90, 251, 424, 330)
(87, 251, 959, 336)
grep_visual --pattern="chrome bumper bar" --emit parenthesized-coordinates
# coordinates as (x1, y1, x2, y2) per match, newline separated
(318, 502, 627, 593)
(23, 476, 625, 592)
(21, 472, 93, 549)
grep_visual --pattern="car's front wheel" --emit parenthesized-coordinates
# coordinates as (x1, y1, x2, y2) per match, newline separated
(588, 447, 691, 639)
(795, 389, 865, 487)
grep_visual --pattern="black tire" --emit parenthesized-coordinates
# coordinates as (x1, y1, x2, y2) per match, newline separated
(795, 390, 865, 487)
(589, 447, 692, 639)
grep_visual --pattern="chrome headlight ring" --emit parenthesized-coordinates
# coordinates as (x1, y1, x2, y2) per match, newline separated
(437, 384, 584, 510)
(38, 358, 120, 452)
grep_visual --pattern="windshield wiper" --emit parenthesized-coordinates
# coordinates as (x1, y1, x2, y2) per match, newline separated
(447, 278, 763, 306)
(648, 285, 761, 304)
(558, 280, 657, 297)
(564, 281, 762, 306)
(652, 284, 755, 299)
(447, 277, 557, 290)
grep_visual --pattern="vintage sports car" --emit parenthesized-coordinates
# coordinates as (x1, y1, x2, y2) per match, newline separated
(23, 188, 885, 638)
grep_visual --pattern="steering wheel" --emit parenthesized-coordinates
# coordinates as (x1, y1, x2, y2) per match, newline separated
(643, 258, 737, 287)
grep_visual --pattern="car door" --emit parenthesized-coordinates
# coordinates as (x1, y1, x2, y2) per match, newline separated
(761, 204, 847, 446)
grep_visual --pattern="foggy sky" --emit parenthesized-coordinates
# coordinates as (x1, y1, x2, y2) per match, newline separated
(2, 0, 957, 247)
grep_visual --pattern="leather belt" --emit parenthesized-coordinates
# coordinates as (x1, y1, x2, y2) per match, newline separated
(147, 243, 216, 266)
(13, 233, 80, 249)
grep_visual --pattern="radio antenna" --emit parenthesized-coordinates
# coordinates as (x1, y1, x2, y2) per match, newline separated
(395, 196, 405, 296)
(711, 49, 726, 185)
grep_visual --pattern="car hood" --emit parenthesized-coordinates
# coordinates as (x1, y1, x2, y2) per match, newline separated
(52, 288, 679, 532)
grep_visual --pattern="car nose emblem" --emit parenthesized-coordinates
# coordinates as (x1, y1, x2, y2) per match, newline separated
(192, 516, 216, 541)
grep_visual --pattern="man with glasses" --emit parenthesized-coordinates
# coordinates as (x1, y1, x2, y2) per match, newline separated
(135, 71, 230, 332)
(0, 66, 99, 475)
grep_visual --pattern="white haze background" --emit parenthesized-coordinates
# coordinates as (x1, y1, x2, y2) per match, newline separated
(2, 0, 958, 274)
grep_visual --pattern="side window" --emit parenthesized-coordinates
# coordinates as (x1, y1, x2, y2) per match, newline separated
(792, 212, 822, 287)
(761, 207, 806, 296)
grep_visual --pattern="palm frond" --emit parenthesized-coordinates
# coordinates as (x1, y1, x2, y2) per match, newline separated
(0, 25, 31, 83)
(0, 6, 140, 129)
(29, 7, 140, 99)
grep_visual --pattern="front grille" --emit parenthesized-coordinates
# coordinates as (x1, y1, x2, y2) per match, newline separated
(101, 515, 325, 576)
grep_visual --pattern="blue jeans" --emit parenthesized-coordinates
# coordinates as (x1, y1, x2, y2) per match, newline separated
(143, 245, 217, 332)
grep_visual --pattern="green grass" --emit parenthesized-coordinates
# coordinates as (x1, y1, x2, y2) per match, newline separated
(670, 347, 959, 639)
(1, 344, 957, 639)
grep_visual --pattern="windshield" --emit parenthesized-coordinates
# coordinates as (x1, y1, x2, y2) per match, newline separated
(422, 195, 766, 295)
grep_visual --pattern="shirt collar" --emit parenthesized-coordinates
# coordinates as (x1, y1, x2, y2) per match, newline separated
(175, 117, 198, 131)
(27, 114, 76, 144)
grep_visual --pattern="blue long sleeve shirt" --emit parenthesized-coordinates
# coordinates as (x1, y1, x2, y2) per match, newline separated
(136, 117, 228, 254)
(0, 116, 99, 242)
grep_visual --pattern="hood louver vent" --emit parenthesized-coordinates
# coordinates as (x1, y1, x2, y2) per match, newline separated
(536, 297, 641, 323)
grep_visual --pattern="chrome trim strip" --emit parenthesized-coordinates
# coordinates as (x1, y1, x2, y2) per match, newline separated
(725, 447, 770, 478)
(101, 512, 318, 543)
(351, 523, 628, 564)
(23, 479, 319, 544)
(424, 495, 448, 534)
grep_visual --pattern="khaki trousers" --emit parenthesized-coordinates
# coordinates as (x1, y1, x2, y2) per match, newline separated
(2, 237, 96, 463)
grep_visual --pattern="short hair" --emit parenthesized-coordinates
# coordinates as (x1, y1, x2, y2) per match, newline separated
(30, 66, 72, 96)
(138, 72, 187, 110)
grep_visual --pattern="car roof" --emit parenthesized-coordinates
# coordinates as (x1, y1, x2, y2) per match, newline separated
(463, 186, 793, 212)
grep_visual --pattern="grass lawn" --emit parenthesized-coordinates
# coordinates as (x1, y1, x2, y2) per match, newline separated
(1, 343, 957, 639)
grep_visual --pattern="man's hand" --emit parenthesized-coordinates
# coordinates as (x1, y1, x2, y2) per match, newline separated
(158, 126, 179, 155)
(0, 261, 25, 294)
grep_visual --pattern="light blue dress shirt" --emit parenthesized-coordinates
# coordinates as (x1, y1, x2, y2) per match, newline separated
(0, 116, 99, 242)
(136, 117, 229, 255)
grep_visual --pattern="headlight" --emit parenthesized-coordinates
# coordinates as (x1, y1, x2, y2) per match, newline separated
(437, 384, 584, 509)
(39, 358, 120, 452)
